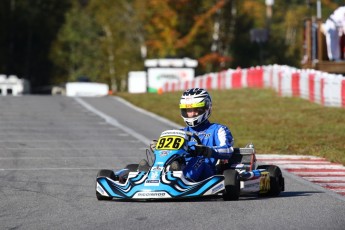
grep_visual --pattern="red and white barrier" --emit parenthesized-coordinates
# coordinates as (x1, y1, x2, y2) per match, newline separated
(162, 65, 345, 109)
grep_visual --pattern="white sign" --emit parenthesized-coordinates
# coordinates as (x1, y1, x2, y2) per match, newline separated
(128, 71, 147, 93)
(145, 58, 198, 68)
(66, 82, 109, 97)
(147, 68, 194, 93)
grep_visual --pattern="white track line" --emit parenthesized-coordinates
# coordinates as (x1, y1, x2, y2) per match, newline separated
(257, 154, 325, 159)
(113, 96, 182, 129)
(74, 97, 152, 145)
(263, 164, 345, 170)
(256, 160, 338, 165)
(303, 177, 345, 182)
(314, 182, 345, 187)
(0, 168, 103, 171)
(294, 172, 345, 176)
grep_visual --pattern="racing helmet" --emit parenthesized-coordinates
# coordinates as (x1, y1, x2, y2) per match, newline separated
(179, 88, 212, 127)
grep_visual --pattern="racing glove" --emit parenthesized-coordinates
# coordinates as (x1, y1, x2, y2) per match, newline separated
(194, 144, 213, 158)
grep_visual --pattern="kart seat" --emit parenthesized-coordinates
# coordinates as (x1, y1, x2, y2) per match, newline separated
(216, 147, 256, 173)
(229, 147, 256, 170)
(230, 148, 254, 164)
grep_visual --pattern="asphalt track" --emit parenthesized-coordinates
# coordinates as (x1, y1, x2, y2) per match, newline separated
(0, 95, 344, 230)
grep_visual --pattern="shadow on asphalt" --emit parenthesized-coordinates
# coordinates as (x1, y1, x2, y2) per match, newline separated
(278, 190, 323, 197)
(240, 191, 323, 201)
(98, 191, 322, 203)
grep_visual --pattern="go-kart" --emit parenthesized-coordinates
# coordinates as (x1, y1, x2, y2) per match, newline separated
(96, 129, 285, 201)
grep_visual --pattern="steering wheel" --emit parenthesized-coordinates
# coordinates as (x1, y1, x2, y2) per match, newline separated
(185, 131, 202, 145)
(184, 131, 203, 157)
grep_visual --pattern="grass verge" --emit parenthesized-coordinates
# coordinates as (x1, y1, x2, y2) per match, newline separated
(117, 88, 345, 165)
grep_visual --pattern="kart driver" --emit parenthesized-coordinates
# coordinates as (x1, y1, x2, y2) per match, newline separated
(178, 88, 234, 181)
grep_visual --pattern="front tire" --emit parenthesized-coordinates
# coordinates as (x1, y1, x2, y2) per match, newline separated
(223, 169, 240, 201)
(257, 165, 284, 196)
(96, 169, 115, 200)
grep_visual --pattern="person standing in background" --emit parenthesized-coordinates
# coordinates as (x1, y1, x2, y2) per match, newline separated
(322, 6, 345, 61)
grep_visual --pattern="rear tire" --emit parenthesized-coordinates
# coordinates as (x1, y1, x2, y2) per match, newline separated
(223, 169, 240, 201)
(96, 169, 115, 200)
(257, 165, 284, 196)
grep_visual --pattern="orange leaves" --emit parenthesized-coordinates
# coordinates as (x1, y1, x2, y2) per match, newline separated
(145, 0, 179, 56)
(175, 0, 227, 49)
(144, 0, 229, 57)
(198, 52, 232, 69)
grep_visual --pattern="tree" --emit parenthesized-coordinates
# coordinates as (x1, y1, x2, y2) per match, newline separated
(1, 1, 341, 92)
(50, 0, 143, 91)
(0, 0, 70, 92)
(50, 2, 105, 84)
(142, 0, 232, 73)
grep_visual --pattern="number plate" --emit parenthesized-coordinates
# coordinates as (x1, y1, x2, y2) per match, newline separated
(156, 136, 185, 150)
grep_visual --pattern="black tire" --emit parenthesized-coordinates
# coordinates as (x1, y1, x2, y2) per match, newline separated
(97, 169, 116, 179)
(257, 165, 284, 197)
(223, 169, 240, 201)
(96, 169, 115, 200)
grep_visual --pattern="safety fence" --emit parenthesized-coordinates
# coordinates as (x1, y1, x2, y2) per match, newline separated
(0, 74, 30, 96)
(162, 65, 345, 108)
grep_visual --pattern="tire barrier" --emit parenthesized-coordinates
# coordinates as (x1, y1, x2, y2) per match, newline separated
(162, 65, 345, 108)
(0, 74, 30, 96)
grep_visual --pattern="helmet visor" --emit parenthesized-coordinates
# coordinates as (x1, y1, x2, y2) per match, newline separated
(180, 101, 208, 118)
(181, 107, 207, 118)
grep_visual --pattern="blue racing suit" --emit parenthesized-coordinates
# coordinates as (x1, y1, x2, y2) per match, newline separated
(181, 120, 234, 181)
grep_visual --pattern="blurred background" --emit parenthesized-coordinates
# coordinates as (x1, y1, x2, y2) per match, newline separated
(0, 0, 343, 93)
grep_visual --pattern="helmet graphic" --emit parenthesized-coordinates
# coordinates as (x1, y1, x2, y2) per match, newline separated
(179, 88, 212, 127)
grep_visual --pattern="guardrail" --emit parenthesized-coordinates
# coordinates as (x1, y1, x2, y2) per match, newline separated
(162, 65, 345, 108)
